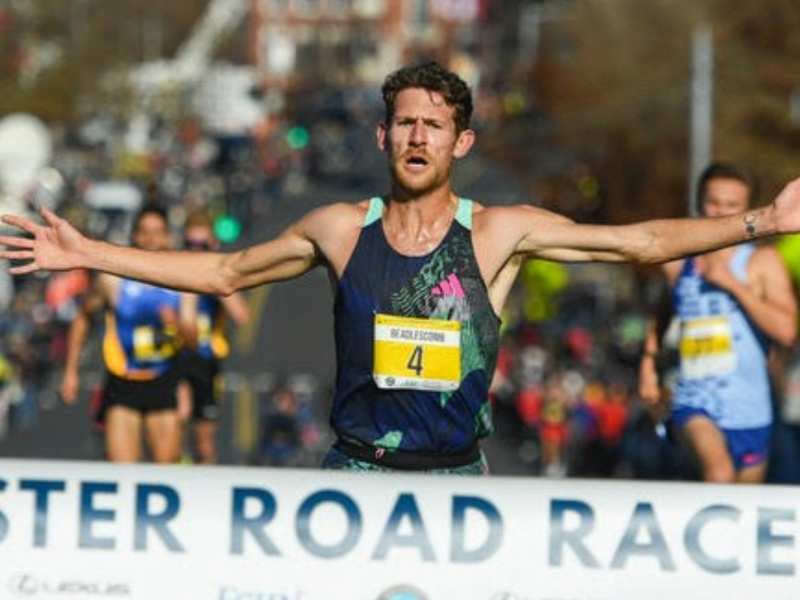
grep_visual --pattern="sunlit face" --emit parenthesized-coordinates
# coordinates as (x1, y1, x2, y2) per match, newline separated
(132, 212, 172, 251)
(701, 177, 750, 218)
(377, 87, 474, 197)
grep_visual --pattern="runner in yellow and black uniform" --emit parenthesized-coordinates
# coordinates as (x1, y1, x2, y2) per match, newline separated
(60, 204, 197, 463)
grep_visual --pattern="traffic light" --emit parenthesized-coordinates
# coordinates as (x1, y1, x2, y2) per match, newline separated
(286, 125, 310, 151)
(214, 214, 242, 244)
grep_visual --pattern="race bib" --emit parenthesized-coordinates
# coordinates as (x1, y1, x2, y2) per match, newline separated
(197, 313, 212, 344)
(679, 316, 736, 379)
(373, 314, 461, 391)
(132, 325, 176, 362)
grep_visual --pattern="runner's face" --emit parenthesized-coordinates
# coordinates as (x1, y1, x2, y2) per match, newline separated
(378, 87, 473, 197)
(701, 178, 750, 218)
(184, 225, 216, 251)
(132, 213, 171, 251)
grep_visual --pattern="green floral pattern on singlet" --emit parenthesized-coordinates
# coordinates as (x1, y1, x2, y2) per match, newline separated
(331, 197, 501, 453)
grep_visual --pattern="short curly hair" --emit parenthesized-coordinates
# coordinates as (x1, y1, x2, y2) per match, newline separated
(381, 61, 473, 134)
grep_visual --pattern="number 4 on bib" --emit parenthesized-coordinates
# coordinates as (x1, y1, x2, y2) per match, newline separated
(373, 314, 461, 391)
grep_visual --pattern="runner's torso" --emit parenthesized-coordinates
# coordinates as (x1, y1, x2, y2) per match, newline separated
(672, 245, 772, 428)
(331, 197, 501, 453)
(102, 279, 181, 380)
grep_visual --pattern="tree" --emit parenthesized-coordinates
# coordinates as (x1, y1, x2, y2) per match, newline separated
(0, 0, 211, 123)
(517, 0, 800, 223)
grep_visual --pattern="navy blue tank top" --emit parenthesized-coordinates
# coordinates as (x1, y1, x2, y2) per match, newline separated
(331, 197, 501, 453)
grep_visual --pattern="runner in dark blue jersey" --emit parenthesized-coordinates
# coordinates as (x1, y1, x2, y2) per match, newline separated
(7, 62, 800, 474)
(176, 210, 250, 464)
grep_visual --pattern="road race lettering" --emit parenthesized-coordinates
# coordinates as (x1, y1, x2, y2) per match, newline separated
(549, 499, 795, 576)
(0, 476, 796, 576)
(230, 489, 502, 563)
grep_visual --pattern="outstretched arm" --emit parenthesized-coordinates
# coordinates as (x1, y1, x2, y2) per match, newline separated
(0, 206, 325, 295)
(506, 177, 800, 264)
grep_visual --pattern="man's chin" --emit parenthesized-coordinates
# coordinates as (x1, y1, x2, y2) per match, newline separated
(395, 175, 441, 197)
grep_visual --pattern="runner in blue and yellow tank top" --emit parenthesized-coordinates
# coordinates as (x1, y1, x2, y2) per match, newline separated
(103, 278, 181, 380)
(59, 204, 197, 463)
(175, 211, 250, 464)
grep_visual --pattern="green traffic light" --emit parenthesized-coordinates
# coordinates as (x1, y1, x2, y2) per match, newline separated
(286, 126, 310, 150)
(214, 215, 242, 243)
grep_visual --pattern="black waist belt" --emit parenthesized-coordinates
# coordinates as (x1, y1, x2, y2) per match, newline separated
(334, 438, 481, 471)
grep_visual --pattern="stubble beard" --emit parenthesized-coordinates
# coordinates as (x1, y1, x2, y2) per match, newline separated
(388, 160, 450, 200)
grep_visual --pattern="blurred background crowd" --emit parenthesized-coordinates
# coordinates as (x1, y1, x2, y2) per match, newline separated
(2, 0, 800, 482)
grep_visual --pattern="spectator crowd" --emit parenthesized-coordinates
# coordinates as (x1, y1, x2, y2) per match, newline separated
(1, 99, 800, 483)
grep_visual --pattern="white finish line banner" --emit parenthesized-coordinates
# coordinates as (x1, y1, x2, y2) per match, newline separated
(0, 459, 796, 600)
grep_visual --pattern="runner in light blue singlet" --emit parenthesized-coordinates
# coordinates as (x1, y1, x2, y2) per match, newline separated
(670, 245, 772, 469)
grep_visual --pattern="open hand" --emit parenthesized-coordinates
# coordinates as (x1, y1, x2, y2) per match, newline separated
(772, 176, 800, 235)
(0, 206, 87, 274)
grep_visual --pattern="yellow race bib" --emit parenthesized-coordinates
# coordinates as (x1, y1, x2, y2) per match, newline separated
(132, 325, 176, 362)
(679, 315, 736, 379)
(373, 314, 461, 391)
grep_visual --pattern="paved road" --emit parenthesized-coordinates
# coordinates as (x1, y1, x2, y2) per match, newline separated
(0, 150, 537, 475)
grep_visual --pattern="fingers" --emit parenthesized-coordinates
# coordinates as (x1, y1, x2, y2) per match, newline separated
(0, 214, 43, 275)
(0, 229, 36, 274)
(0, 250, 35, 262)
(1, 214, 38, 235)
(40, 205, 61, 226)
(0, 235, 34, 249)
(8, 262, 38, 275)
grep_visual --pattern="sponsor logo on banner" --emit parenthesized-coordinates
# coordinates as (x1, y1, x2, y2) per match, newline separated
(376, 584, 430, 600)
(488, 593, 525, 600)
(216, 586, 307, 600)
(7, 573, 131, 597)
